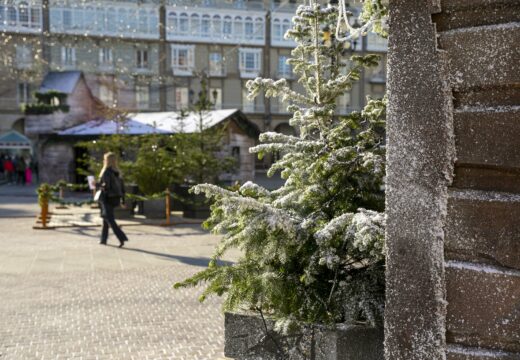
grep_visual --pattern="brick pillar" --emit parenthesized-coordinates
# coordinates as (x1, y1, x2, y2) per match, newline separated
(386, 0, 520, 358)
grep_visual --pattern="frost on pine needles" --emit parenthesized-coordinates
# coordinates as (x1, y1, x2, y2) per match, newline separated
(175, 0, 387, 332)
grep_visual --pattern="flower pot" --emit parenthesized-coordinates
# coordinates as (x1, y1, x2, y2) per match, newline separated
(142, 198, 166, 219)
(224, 312, 384, 360)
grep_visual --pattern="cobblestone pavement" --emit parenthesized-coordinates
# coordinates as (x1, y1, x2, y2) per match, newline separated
(0, 186, 236, 359)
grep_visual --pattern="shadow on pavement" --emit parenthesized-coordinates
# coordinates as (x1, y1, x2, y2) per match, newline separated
(108, 244, 233, 268)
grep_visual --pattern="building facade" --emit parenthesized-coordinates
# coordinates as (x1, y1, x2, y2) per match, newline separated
(0, 0, 387, 139)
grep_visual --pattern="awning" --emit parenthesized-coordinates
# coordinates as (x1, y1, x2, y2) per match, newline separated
(0, 130, 32, 150)
(58, 109, 244, 136)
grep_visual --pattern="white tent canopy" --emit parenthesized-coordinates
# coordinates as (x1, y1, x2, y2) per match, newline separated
(58, 109, 240, 136)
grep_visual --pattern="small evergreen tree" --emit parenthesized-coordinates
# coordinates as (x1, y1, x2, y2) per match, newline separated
(175, 1, 387, 331)
(175, 75, 235, 185)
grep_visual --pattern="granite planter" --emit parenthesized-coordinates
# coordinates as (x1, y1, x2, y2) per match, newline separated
(224, 312, 384, 360)
(142, 198, 166, 219)
(182, 193, 211, 219)
(114, 206, 133, 220)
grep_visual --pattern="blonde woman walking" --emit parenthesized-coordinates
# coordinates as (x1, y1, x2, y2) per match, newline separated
(97, 152, 128, 247)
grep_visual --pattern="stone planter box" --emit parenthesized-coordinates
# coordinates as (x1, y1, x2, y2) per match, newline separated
(224, 312, 384, 360)
(182, 193, 211, 219)
(142, 198, 166, 219)
(114, 206, 133, 220)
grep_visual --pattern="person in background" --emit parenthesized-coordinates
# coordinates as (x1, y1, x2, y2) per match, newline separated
(97, 152, 128, 247)
(15, 156, 26, 185)
(0, 154, 4, 182)
(25, 157, 32, 185)
(4, 156, 15, 184)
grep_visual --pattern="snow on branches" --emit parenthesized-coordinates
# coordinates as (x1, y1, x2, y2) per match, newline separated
(176, 0, 387, 331)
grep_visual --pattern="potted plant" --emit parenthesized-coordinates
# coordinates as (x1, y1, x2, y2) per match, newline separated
(174, 1, 388, 358)
(175, 77, 236, 219)
(132, 134, 182, 219)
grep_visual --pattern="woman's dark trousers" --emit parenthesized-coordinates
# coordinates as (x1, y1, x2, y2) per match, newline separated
(100, 202, 128, 244)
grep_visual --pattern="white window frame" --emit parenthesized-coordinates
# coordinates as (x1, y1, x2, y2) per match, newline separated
(209, 52, 224, 77)
(277, 55, 292, 79)
(171, 45, 194, 76)
(49, 4, 158, 39)
(135, 85, 149, 110)
(136, 49, 149, 70)
(242, 87, 254, 113)
(17, 82, 30, 105)
(239, 48, 262, 78)
(61, 46, 76, 68)
(210, 87, 222, 110)
(99, 47, 113, 69)
(175, 87, 189, 110)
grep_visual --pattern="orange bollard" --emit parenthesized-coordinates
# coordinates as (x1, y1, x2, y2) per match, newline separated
(41, 200, 48, 228)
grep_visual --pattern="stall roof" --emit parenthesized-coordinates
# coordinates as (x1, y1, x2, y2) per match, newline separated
(58, 119, 170, 136)
(0, 130, 32, 149)
(58, 109, 246, 136)
(39, 71, 82, 94)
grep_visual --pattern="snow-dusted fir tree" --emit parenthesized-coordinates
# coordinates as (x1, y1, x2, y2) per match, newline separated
(175, 0, 387, 330)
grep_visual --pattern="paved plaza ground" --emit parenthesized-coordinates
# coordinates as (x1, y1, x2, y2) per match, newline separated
(0, 185, 235, 359)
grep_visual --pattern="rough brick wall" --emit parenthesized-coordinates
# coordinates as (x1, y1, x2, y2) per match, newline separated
(386, 0, 519, 359)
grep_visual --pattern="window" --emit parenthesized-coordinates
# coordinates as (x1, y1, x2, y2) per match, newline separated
(72, 7, 83, 30)
(16, 44, 32, 68)
(118, 8, 127, 32)
(30, 7, 41, 28)
(190, 13, 200, 33)
(0, 5, 5, 25)
(278, 55, 291, 78)
(282, 19, 291, 38)
(242, 87, 254, 112)
(63, 9, 72, 30)
(223, 16, 232, 38)
(234, 16, 243, 40)
(209, 52, 224, 76)
(99, 84, 114, 105)
(61, 46, 76, 67)
(7, 5, 16, 26)
(210, 88, 222, 109)
(138, 9, 148, 33)
(171, 45, 194, 75)
(95, 8, 105, 32)
(17, 82, 30, 105)
(128, 9, 137, 33)
(337, 92, 351, 114)
(175, 87, 189, 110)
(107, 8, 116, 32)
(179, 13, 188, 34)
(136, 49, 148, 69)
(168, 12, 177, 33)
(212, 15, 221, 36)
(244, 17, 253, 40)
(99, 47, 113, 68)
(136, 85, 149, 110)
(239, 48, 261, 78)
(201, 14, 210, 37)
(19, 2, 29, 27)
(149, 10, 158, 34)
(273, 18, 281, 41)
(254, 17, 263, 40)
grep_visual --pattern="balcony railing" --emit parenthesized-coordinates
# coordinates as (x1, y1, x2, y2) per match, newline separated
(167, 0, 265, 11)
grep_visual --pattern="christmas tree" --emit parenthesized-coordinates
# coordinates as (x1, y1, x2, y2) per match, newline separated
(175, 0, 387, 331)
